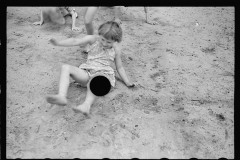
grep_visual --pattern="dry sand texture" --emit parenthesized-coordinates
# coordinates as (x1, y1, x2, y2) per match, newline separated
(7, 7, 234, 159)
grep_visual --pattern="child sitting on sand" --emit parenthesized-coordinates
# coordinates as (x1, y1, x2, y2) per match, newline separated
(33, 7, 81, 32)
(46, 21, 135, 116)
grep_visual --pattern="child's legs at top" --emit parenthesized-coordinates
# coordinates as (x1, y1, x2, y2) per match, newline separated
(66, 7, 76, 16)
(41, 7, 50, 21)
(36, 7, 53, 23)
(83, 7, 99, 35)
(144, 7, 148, 20)
(59, 7, 70, 17)
(60, 7, 76, 17)
(48, 7, 66, 25)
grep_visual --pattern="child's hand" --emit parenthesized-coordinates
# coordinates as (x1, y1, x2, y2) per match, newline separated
(49, 38, 58, 46)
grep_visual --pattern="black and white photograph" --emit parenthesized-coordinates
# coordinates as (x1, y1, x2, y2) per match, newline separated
(7, 7, 234, 159)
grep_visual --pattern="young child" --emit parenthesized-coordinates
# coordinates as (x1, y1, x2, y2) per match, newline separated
(33, 7, 81, 32)
(46, 21, 135, 116)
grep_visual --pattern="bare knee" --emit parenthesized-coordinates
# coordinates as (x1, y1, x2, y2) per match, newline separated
(58, 19, 66, 25)
(48, 7, 65, 25)
(55, 16, 66, 25)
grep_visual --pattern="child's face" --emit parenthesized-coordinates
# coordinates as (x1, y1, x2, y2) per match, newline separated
(99, 35, 115, 49)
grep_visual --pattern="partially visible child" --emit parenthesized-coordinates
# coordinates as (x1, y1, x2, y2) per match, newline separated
(83, 6, 157, 35)
(33, 7, 81, 32)
(46, 21, 135, 116)
(82, 6, 157, 52)
(83, 7, 121, 36)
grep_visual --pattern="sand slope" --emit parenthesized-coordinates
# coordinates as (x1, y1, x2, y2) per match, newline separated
(7, 7, 234, 159)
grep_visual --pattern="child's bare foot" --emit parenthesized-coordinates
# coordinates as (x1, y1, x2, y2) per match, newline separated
(46, 95, 68, 106)
(72, 103, 91, 116)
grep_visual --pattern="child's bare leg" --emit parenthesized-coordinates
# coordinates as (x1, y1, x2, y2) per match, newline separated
(48, 7, 66, 25)
(144, 7, 158, 25)
(33, 8, 48, 25)
(81, 7, 98, 52)
(46, 64, 89, 106)
(84, 7, 99, 35)
(73, 81, 97, 116)
(113, 6, 122, 24)
(60, 7, 70, 17)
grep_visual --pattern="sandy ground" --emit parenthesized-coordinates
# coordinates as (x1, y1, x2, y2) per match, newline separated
(6, 7, 234, 159)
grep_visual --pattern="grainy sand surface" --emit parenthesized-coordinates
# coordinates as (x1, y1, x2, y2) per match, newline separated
(7, 7, 234, 159)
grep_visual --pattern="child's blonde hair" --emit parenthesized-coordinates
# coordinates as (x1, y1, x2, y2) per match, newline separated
(98, 21, 122, 43)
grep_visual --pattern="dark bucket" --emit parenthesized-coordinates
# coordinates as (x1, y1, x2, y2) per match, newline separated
(89, 75, 111, 96)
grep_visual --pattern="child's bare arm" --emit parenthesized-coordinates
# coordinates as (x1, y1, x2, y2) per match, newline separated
(114, 44, 134, 87)
(49, 35, 96, 47)
(33, 8, 44, 25)
(71, 14, 81, 31)
(70, 9, 81, 31)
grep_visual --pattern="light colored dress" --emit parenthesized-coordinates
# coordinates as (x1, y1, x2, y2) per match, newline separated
(79, 40, 116, 87)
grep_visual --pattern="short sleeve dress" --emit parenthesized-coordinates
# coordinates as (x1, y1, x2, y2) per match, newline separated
(79, 40, 116, 87)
